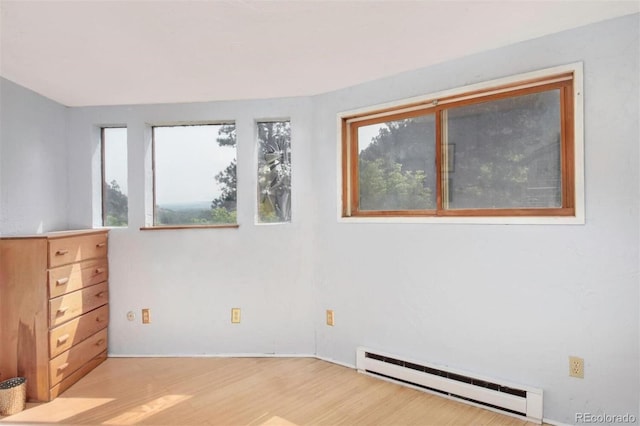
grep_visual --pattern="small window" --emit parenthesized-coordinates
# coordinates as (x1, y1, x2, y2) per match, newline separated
(102, 127, 128, 226)
(152, 123, 237, 226)
(342, 70, 576, 219)
(257, 120, 291, 223)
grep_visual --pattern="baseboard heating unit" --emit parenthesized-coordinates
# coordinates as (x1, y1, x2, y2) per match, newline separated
(356, 347, 543, 424)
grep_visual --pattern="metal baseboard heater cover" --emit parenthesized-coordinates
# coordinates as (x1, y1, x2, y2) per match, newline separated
(356, 347, 543, 424)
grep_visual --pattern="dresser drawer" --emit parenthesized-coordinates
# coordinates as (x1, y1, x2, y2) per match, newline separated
(49, 305, 109, 358)
(48, 233, 108, 268)
(49, 351, 107, 399)
(49, 328, 108, 386)
(49, 259, 108, 299)
(49, 282, 109, 327)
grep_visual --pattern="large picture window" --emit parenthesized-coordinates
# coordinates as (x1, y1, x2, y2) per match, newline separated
(152, 123, 237, 227)
(342, 70, 577, 219)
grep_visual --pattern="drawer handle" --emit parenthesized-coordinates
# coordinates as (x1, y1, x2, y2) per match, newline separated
(96, 316, 105, 323)
(55, 249, 69, 256)
(58, 363, 69, 371)
(56, 277, 69, 286)
(96, 242, 106, 248)
(94, 267, 105, 275)
(95, 339, 106, 346)
(57, 334, 70, 345)
(95, 291, 107, 298)
(56, 306, 69, 315)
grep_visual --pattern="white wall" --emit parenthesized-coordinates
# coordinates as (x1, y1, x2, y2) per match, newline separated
(0, 12, 638, 425)
(66, 98, 317, 356)
(311, 14, 639, 423)
(0, 78, 69, 235)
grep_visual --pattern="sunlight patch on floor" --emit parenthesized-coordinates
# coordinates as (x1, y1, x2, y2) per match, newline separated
(258, 415, 300, 426)
(0, 398, 113, 423)
(102, 394, 191, 425)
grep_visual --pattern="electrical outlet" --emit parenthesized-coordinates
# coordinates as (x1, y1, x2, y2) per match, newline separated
(326, 309, 334, 326)
(126, 311, 135, 321)
(231, 308, 241, 324)
(569, 356, 584, 378)
(142, 308, 151, 324)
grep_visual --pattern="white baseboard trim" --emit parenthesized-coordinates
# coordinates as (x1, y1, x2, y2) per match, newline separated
(314, 355, 355, 369)
(108, 353, 357, 370)
(108, 353, 316, 359)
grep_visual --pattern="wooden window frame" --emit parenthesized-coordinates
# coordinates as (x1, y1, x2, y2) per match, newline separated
(341, 71, 577, 220)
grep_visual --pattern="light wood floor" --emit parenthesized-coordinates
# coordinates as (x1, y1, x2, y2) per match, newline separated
(1, 357, 537, 425)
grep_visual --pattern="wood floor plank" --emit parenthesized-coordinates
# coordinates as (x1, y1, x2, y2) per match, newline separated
(0, 357, 537, 425)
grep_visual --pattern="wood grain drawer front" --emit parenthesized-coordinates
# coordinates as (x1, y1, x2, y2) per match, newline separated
(48, 233, 108, 268)
(49, 282, 109, 327)
(49, 351, 107, 400)
(49, 259, 108, 299)
(49, 305, 109, 358)
(49, 328, 108, 386)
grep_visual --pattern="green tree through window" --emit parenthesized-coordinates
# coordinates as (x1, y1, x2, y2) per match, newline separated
(257, 121, 291, 223)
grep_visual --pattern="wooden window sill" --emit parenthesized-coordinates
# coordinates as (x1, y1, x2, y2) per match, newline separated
(140, 224, 239, 231)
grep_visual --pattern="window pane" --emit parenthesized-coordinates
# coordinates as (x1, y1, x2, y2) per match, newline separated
(153, 124, 237, 225)
(257, 121, 291, 223)
(445, 90, 561, 209)
(357, 115, 436, 211)
(102, 127, 128, 226)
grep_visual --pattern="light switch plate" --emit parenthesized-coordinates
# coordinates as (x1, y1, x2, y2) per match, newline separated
(231, 308, 241, 324)
(142, 308, 151, 324)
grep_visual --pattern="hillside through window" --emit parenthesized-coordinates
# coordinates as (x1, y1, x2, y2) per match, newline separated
(152, 124, 237, 226)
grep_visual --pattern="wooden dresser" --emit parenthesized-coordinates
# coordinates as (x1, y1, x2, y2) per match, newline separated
(0, 229, 109, 402)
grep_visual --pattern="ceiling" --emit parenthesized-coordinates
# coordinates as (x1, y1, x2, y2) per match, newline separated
(1, 1, 638, 107)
